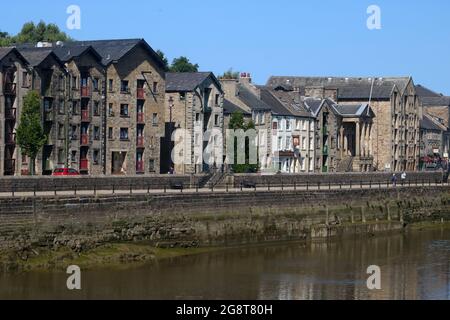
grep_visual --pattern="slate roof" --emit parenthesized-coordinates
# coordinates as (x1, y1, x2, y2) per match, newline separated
(18, 47, 62, 67)
(223, 99, 251, 115)
(15, 38, 165, 68)
(421, 96, 450, 107)
(303, 98, 325, 117)
(421, 114, 447, 131)
(259, 86, 313, 118)
(236, 84, 271, 111)
(267, 76, 411, 100)
(0, 47, 14, 61)
(166, 72, 215, 92)
(415, 84, 442, 98)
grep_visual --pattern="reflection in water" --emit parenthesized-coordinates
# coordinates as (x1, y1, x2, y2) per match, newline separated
(0, 228, 449, 300)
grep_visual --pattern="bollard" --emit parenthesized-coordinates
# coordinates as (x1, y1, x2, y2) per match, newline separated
(226, 183, 229, 193)
(318, 182, 321, 190)
(306, 182, 309, 191)
(12, 185, 14, 197)
(294, 182, 297, 191)
(147, 185, 150, 194)
(34, 185, 37, 197)
(164, 185, 167, 193)
(329, 182, 331, 190)
(268, 182, 271, 191)
(112, 184, 115, 194)
(130, 184, 133, 194)
(74, 185, 77, 196)
(360, 181, 363, 189)
(54, 185, 57, 196)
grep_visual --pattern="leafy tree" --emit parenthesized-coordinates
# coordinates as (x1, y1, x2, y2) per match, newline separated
(16, 91, 47, 175)
(0, 21, 72, 46)
(170, 56, 199, 73)
(156, 49, 170, 72)
(220, 68, 240, 80)
(228, 111, 258, 173)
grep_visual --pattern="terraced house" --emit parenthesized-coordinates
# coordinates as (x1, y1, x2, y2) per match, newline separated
(267, 76, 421, 172)
(0, 48, 29, 176)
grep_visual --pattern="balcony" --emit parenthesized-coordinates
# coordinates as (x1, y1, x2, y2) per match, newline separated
(323, 145, 329, 156)
(4, 159, 16, 175)
(322, 126, 329, 136)
(137, 112, 145, 124)
(80, 159, 89, 171)
(137, 136, 145, 148)
(81, 109, 91, 122)
(3, 83, 16, 96)
(81, 86, 90, 98)
(137, 88, 145, 100)
(5, 133, 16, 145)
(81, 134, 89, 146)
(136, 161, 145, 174)
(5, 108, 16, 120)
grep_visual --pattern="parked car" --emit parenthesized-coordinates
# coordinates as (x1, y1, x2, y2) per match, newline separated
(52, 168, 80, 176)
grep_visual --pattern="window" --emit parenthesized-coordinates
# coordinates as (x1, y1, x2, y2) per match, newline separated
(108, 79, 114, 92)
(278, 137, 283, 150)
(72, 100, 79, 115)
(296, 120, 301, 130)
(108, 103, 114, 116)
(286, 136, 291, 150)
(152, 82, 158, 93)
(149, 159, 155, 172)
(93, 101, 100, 116)
(259, 113, 264, 125)
(303, 120, 307, 131)
(70, 126, 77, 140)
(120, 104, 129, 117)
(120, 128, 129, 140)
(214, 114, 219, 126)
(92, 78, 99, 92)
(152, 113, 158, 126)
(22, 72, 29, 88)
(71, 150, 77, 163)
(309, 137, 314, 151)
(180, 92, 186, 101)
(273, 122, 278, 131)
(71, 76, 78, 90)
(58, 123, 65, 139)
(93, 150, 99, 165)
(59, 100, 65, 114)
(94, 126, 100, 140)
(302, 137, 307, 151)
(108, 127, 114, 140)
(121, 80, 130, 93)
(286, 119, 291, 131)
(215, 94, 220, 106)
(58, 149, 65, 164)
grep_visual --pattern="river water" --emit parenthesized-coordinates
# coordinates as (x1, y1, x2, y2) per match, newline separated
(0, 228, 449, 300)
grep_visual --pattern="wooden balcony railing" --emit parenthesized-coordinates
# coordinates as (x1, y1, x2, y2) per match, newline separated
(137, 112, 145, 124)
(81, 109, 91, 122)
(137, 136, 145, 148)
(81, 134, 89, 146)
(137, 88, 145, 100)
(81, 86, 90, 98)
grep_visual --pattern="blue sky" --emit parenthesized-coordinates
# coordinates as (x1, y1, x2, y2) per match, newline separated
(3, 0, 450, 94)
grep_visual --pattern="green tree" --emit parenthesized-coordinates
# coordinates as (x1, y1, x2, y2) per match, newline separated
(228, 111, 258, 173)
(220, 68, 240, 80)
(156, 49, 170, 72)
(16, 91, 47, 175)
(0, 21, 72, 46)
(170, 56, 199, 73)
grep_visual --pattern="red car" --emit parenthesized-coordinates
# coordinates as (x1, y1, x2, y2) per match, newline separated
(52, 168, 80, 176)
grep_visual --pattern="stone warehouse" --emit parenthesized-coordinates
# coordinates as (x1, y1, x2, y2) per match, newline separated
(1, 39, 449, 176)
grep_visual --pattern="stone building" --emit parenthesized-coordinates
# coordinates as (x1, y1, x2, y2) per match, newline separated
(221, 73, 273, 172)
(267, 76, 421, 172)
(416, 84, 450, 158)
(259, 86, 316, 173)
(420, 114, 446, 157)
(164, 72, 224, 174)
(52, 44, 106, 176)
(0, 48, 29, 176)
(19, 47, 68, 175)
(78, 39, 167, 176)
(14, 38, 166, 176)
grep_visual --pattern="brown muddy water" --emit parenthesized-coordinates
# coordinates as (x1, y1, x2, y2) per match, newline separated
(0, 227, 449, 300)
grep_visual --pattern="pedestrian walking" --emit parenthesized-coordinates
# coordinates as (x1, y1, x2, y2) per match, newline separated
(391, 174, 398, 187)
(401, 172, 407, 186)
